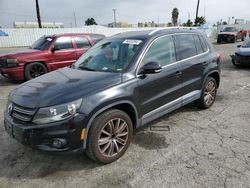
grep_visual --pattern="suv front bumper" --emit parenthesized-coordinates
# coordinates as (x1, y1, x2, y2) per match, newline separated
(1, 67, 24, 80)
(4, 111, 88, 154)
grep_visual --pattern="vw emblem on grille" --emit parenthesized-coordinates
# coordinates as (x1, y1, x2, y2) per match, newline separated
(8, 103, 13, 115)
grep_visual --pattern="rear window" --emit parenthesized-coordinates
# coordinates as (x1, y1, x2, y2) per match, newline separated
(199, 36, 209, 52)
(193, 35, 204, 54)
(175, 34, 197, 61)
(91, 35, 105, 44)
(74, 37, 90, 48)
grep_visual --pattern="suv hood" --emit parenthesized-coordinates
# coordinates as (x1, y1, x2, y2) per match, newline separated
(218, 32, 237, 35)
(0, 48, 41, 59)
(10, 67, 122, 108)
(237, 47, 250, 56)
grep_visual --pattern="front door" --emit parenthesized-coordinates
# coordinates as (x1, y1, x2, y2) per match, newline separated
(50, 37, 77, 70)
(136, 35, 183, 124)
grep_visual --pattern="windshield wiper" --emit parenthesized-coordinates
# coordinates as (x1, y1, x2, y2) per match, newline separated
(78, 66, 96, 71)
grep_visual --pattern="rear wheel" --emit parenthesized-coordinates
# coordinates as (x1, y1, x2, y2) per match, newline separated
(86, 109, 133, 164)
(25, 62, 47, 80)
(195, 77, 217, 109)
(232, 37, 236, 43)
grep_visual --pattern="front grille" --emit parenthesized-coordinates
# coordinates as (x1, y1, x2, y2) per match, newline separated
(11, 103, 37, 122)
(0, 58, 7, 68)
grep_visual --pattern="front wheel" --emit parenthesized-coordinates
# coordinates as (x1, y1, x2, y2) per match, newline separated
(86, 109, 133, 164)
(195, 77, 217, 109)
(25, 62, 47, 80)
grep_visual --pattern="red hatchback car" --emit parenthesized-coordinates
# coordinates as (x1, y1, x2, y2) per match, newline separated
(0, 33, 105, 80)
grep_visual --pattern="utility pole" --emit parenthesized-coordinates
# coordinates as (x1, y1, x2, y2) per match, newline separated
(113, 9, 116, 27)
(35, 0, 42, 28)
(158, 16, 159, 26)
(195, 0, 200, 25)
(73, 12, 77, 28)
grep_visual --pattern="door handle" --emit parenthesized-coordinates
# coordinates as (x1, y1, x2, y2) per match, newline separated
(203, 61, 209, 65)
(174, 71, 182, 76)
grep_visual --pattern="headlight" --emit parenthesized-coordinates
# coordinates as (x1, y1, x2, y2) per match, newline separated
(33, 99, 82, 124)
(5, 59, 19, 67)
(6, 59, 18, 64)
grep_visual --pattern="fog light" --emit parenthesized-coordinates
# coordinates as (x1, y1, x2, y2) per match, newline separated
(52, 138, 67, 148)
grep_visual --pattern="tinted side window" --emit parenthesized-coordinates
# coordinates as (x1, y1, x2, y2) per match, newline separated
(193, 35, 204, 54)
(143, 36, 176, 67)
(175, 34, 197, 61)
(199, 36, 209, 52)
(54, 37, 73, 50)
(74, 37, 90, 48)
(91, 35, 105, 43)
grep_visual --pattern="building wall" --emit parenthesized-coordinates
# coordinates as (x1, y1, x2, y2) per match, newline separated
(0, 25, 215, 47)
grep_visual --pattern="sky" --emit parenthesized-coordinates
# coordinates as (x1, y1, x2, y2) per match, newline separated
(0, 0, 250, 28)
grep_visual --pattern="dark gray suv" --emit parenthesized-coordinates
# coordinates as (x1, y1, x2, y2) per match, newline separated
(4, 29, 221, 164)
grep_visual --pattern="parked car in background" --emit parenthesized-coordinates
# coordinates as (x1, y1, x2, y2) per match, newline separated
(231, 38, 250, 67)
(217, 27, 247, 43)
(0, 33, 105, 80)
(4, 29, 221, 164)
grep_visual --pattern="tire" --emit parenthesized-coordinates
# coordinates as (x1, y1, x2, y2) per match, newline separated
(217, 39, 221, 44)
(232, 37, 236, 43)
(25, 62, 47, 80)
(86, 109, 133, 164)
(195, 77, 217, 109)
(232, 59, 241, 67)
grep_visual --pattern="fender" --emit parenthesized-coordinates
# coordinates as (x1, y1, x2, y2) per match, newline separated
(82, 100, 139, 149)
(202, 70, 220, 88)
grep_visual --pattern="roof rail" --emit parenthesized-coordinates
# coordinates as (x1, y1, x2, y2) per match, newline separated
(148, 27, 195, 35)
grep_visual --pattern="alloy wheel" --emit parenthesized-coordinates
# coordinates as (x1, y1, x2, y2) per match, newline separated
(204, 80, 216, 106)
(98, 118, 129, 157)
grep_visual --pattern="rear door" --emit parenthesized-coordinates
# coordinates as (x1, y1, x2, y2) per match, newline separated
(74, 36, 92, 59)
(137, 35, 183, 124)
(50, 37, 77, 69)
(174, 34, 210, 104)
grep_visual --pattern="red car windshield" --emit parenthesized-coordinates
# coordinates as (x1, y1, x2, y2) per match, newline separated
(31, 37, 54, 50)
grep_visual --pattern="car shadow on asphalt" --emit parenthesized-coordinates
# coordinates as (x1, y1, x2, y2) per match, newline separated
(0, 103, 203, 179)
(0, 76, 23, 86)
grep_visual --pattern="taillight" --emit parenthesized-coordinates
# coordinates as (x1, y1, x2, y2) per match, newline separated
(216, 53, 221, 62)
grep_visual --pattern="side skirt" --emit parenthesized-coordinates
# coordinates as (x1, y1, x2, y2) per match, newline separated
(140, 90, 201, 127)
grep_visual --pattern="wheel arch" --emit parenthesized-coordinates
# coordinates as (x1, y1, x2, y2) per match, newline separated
(204, 71, 220, 88)
(83, 100, 139, 149)
(24, 61, 48, 80)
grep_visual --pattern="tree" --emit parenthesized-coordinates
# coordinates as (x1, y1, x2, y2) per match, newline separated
(172, 8, 179, 26)
(186, 19, 193, 27)
(85, 18, 97, 26)
(195, 16, 206, 26)
(35, 0, 42, 28)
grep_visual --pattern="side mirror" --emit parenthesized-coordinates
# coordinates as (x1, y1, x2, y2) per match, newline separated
(140, 62, 162, 74)
(51, 46, 58, 53)
(237, 45, 242, 48)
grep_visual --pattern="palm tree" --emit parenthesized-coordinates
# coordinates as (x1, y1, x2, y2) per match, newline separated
(35, 0, 42, 28)
(195, 0, 200, 26)
(172, 8, 179, 26)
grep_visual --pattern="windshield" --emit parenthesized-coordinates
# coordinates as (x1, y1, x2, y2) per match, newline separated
(31, 36, 54, 50)
(222, 27, 238, 32)
(242, 38, 250, 48)
(74, 38, 144, 73)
